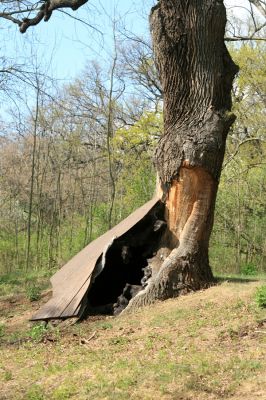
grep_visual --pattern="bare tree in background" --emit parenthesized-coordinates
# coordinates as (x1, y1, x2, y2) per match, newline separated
(225, 0, 266, 41)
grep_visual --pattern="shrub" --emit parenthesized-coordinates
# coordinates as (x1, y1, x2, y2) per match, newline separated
(241, 263, 258, 276)
(255, 285, 266, 308)
(26, 285, 41, 302)
(28, 323, 47, 341)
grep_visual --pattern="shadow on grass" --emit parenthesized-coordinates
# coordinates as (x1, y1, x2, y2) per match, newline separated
(215, 275, 266, 284)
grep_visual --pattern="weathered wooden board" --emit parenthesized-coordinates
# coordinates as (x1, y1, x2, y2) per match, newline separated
(31, 198, 159, 320)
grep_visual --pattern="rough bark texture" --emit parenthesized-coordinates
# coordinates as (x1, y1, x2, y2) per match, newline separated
(125, 0, 238, 312)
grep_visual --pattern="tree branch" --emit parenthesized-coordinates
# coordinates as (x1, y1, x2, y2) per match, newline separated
(249, 0, 266, 18)
(20, 0, 88, 33)
(57, 9, 102, 34)
(0, 0, 88, 33)
(225, 20, 266, 42)
(223, 138, 266, 168)
(225, 36, 266, 41)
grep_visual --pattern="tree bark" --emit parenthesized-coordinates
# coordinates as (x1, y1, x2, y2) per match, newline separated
(126, 0, 238, 311)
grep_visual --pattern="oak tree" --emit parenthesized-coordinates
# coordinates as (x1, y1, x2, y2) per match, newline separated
(0, 0, 240, 310)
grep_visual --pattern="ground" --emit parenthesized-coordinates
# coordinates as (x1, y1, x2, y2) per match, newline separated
(0, 279, 265, 400)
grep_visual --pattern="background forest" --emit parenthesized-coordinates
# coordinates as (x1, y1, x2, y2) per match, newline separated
(0, 6, 265, 291)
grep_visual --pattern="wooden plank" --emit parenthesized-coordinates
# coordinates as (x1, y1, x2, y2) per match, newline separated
(31, 198, 159, 320)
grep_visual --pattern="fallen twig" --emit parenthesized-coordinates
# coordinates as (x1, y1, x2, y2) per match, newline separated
(79, 331, 97, 345)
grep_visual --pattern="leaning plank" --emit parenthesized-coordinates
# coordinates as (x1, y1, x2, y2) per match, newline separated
(31, 197, 159, 320)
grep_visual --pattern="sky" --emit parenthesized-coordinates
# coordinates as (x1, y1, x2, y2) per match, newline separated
(2, 0, 154, 83)
(0, 0, 263, 122)
(1, 0, 256, 84)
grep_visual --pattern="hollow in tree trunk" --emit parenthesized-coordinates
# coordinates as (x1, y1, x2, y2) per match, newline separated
(125, 0, 238, 311)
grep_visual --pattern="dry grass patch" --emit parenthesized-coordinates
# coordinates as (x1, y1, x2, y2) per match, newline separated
(0, 280, 265, 399)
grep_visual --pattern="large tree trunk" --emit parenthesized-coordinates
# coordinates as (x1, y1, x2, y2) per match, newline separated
(126, 0, 238, 311)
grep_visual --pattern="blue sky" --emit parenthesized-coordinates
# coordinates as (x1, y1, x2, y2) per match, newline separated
(2, 0, 154, 83)
(1, 0, 260, 106)
(1, 0, 259, 124)
(2, 0, 254, 84)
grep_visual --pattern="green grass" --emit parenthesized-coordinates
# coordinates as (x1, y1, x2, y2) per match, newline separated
(214, 272, 266, 282)
(0, 270, 51, 297)
(0, 323, 5, 338)
(0, 280, 265, 399)
(255, 285, 266, 308)
(25, 285, 42, 302)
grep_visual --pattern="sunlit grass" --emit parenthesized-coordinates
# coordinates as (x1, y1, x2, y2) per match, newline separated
(0, 280, 265, 399)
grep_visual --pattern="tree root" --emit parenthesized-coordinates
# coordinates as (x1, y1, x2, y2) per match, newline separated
(123, 247, 215, 313)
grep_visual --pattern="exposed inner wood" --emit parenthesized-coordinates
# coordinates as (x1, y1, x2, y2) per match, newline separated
(84, 201, 167, 316)
(84, 164, 216, 316)
(119, 0, 238, 311)
(30, 198, 161, 320)
(166, 164, 216, 248)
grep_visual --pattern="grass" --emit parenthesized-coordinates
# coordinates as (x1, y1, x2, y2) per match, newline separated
(0, 278, 265, 399)
(0, 270, 51, 297)
(255, 285, 266, 308)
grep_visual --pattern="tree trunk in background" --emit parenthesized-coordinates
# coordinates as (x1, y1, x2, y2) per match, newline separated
(26, 87, 40, 271)
(127, 0, 238, 310)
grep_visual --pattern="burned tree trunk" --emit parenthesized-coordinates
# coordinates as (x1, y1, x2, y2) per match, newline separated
(20, 0, 239, 321)
(125, 0, 238, 310)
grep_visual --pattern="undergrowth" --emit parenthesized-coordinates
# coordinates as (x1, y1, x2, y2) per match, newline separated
(255, 285, 266, 308)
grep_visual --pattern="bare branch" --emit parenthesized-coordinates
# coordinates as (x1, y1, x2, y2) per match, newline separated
(0, 11, 22, 25)
(57, 9, 102, 34)
(225, 19, 266, 42)
(0, 0, 88, 32)
(225, 36, 266, 41)
(223, 138, 266, 168)
(21, 0, 88, 33)
(249, 0, 266, 18)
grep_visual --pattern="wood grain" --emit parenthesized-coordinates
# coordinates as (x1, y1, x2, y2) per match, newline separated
(31, 198, 159, 320)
